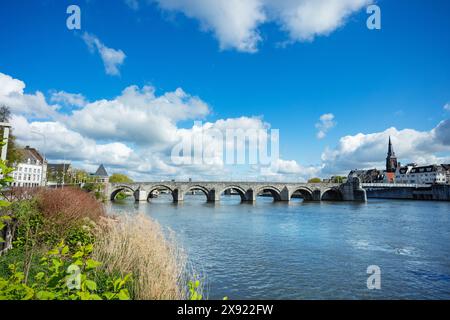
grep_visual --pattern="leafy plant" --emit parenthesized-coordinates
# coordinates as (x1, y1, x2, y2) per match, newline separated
(0, 155, 14, 246)
(188, 280, 202, 300)
(0, 241, 132, 300)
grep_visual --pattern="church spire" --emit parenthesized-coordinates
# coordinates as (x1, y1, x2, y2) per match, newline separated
(387, 136, 395, 156)
(386, 136, 398, 173)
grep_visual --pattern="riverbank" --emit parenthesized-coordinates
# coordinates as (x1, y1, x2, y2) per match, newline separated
(0, 188, 201, 300)
(366, 184, 450, 201)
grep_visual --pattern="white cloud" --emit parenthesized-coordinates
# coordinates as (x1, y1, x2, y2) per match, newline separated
(82, 33, 126, 76)
(50, 91, 88, 108)
(151, 0, 372, 52)
(67, 85, 210, 146)
(3, 71, 310, 181)
(154, 0, 266, 53)
(321, 120, 450, 175)
(266, 0, 371, 42)
(11, 115, 135, 167)
(5, 70, 449, 181)
(0, 72, 58, 119)
(315, 113, 336, 139)
(444, 103, 450, 111)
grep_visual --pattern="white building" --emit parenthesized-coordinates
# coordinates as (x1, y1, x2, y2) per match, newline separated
(11, 146, 47, 187)
(395, 164, 448, 184)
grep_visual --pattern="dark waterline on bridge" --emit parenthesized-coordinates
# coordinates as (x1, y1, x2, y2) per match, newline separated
(108, 195, 450, 299)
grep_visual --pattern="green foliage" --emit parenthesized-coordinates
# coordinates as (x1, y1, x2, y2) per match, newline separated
(331, 176, 346, 183)
(65, 224, 95, 248)
(188, 280, 202, 300)
(10, 200, 42, 248)
(308, 177, 322, 183)
(114, 191, 130, 201)
(0, 154, 14, 244)
(82, 183, 106, 201)
(109, 173, 133, 184)
(0, 241, 132, 300)
(11, 199, 96, 250)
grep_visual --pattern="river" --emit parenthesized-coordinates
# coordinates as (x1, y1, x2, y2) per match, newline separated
(108, 195, 450, 299)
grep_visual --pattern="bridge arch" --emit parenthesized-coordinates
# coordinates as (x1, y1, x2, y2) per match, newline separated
(183, 185, 210, 201)
(290, 187, 314, 201)
(147, 185, 175, 202)
(219, 186, 247, 202)
(321, 188, 343, 201)
(110, 186, 136, 201)
(256, 186, 282, 202)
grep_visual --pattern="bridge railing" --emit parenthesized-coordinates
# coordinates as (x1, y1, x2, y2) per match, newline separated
(361, 183, 430, 188)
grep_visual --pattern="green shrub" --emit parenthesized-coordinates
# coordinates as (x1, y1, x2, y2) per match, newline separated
(0, 241, 132, 300)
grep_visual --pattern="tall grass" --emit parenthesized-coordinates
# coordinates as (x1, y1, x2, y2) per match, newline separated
(93, 214, 197, 300)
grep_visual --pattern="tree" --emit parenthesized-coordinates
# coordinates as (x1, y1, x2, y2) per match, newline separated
(331, 176, 346, 183)
(308, 177, 322, 183)
(0, 105, 11, 122)
(109, 173, 133, 184)
(0, 105, 22, 165)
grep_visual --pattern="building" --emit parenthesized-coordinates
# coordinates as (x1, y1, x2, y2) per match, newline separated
(348, 169, 384, 183)
(395, 164, 448, 184)
(90, 164, 109, 183)
(47, 163, 72, 185)
(11, 146, 47, 187)
(442, 164, 450, 182)
(347, 137, 449, 185)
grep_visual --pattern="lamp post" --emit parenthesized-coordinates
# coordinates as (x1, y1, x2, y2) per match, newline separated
(31, 130, 47, 161)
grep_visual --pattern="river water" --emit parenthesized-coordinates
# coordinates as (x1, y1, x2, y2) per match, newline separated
(108, 195, 450, 299)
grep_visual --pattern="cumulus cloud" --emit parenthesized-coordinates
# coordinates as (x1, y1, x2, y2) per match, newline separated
(444, 103, 450, 111)
(150, 0, 371, 52)
(5, 70, 448, 181)
(315, 113, 336, 139)
(11, 114, 135, 167)
(82, 33, 126, 76)
(266, 0, 371, 42)
(50, 91, 88, 108)
(3, 71, 314, 181)
(321, 120, 450, 175)
(154, 0, 266, 52)
(0, 72, 58, 118)
(67, 85, 210, 147)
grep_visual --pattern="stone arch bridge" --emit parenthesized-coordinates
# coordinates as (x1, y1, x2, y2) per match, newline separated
(105, 178, 366, 203)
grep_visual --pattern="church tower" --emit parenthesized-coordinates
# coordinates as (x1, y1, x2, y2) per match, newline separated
(386, 136, 398, 172)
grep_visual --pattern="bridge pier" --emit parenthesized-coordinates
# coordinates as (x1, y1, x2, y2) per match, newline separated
(312, 190, 321, 201)
(134, 189, 148, 202)
(339, 177, 367, 202)
(207, 189, 221, 202)
(243, 189, 256, 202)
(172, 188, 184, 202)
(279, 187, 290, 202)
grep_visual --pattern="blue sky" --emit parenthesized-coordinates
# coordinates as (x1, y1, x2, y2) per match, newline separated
(0, 0, 449, 180)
